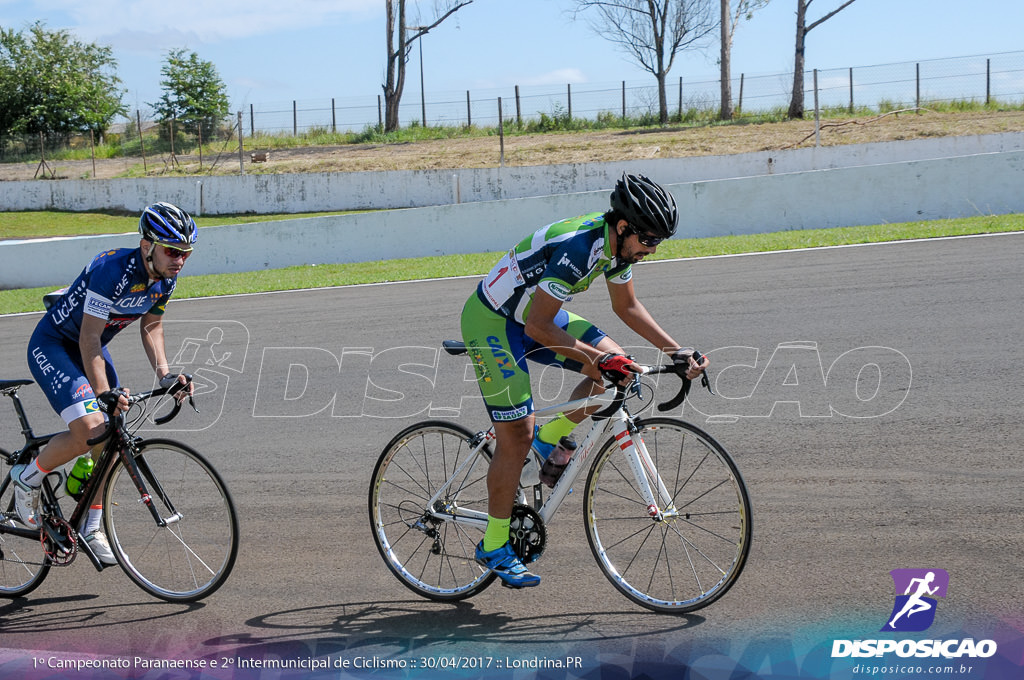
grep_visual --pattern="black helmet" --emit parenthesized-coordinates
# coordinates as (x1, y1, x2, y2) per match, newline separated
(139, 202, 198, 246)
(609, 173, 678, 239)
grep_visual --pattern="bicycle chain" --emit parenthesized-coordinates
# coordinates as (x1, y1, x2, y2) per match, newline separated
(0, 513, 76, 567)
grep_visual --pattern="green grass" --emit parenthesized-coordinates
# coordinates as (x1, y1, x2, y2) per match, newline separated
(0, 209, 365, 240)
(2, 212, 1021, 315)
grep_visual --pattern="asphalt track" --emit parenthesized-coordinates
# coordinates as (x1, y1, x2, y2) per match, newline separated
(0, 232, 1022, 677)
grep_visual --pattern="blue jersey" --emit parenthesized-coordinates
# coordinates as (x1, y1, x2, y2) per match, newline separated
(42, 248, 176, 345)
(477, 212, 631, 324)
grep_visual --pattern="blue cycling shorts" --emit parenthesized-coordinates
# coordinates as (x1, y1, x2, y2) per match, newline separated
(28, 321, 118, 425)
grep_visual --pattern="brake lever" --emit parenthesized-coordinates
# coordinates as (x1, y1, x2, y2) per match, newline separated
(691, 350, 714, 395)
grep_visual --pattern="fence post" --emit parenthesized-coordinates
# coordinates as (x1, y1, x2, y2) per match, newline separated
(293, 100, 298, 135)
(237, 111, 245, 175)
(198, 121, 203, 169)
(89, 129, 97, 178)
(813, 69, 821, 147)
(169, 115, 176, 163)
(849, 67, 854, 113)
(377, 96, 383, 128)
(515, 85, 522, 128)
(678, 77, 683, 120)
(332, 98, 336, 133)
(621, 81, 626, 120)
(466, 91, 472, 127)
(567, 84, 572, 122)
(498, 97, 505, 167)
(915, 63, 920, 112)
(738, 74, 745, 116)
(250, 104, 255, 137)
(986, 58, 991, 105)
(137, 110, 147, 173)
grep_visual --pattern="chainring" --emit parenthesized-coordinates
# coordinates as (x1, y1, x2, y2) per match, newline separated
(509, 503, 546, 564)
(40, 515, 77, 566)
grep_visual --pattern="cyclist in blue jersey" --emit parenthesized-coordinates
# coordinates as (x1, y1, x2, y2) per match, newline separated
(461, 173, 708, 588)
(13, 202, 197, 563)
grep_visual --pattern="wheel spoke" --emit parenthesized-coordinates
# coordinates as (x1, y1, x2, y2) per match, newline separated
(585, 418, 751, 613)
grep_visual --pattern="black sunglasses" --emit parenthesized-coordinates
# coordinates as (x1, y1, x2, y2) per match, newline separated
(626, 226, 664, 247)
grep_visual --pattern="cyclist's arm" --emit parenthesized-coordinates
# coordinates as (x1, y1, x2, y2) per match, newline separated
(140, 312, 170, 377)
(141, 312, 192, 397)
(524, 289, 606, 382)
(607, 277, 681, 355)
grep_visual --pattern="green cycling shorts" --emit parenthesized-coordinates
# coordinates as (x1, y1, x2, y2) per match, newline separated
(460, 288, 607, 422)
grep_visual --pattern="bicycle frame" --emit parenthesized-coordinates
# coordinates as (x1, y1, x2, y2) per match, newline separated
(1, 382, 192, 569)
(422, 386, 674, 531)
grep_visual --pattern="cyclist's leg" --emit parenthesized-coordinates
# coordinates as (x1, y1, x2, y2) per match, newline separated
(27, 330, 111, 472)
(26, 330, 115, 561)
(460, 295, 540, 587)
(525, 312, 620, 434)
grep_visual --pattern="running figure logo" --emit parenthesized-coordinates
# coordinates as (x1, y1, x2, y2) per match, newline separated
(882, 568, 949, 632)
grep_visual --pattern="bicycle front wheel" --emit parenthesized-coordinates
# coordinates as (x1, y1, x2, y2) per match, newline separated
(369, 421, 497, 601)
(0, 475, 50, 597)
(104, 439, 239, 602)
(584, 418, 752, 614)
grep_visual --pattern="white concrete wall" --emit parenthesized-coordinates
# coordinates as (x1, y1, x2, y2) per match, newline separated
(1, 132, 1022, 214)
(3, 148, 1022, 289)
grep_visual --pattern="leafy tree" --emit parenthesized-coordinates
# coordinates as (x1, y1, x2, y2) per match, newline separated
(152, 48, 230, 138)
(0, 22, 125, 138)
(383, 0, 474, 133)
(787, 0, 857, 118)
(572, 0, 717, 126)
(719, 0, 770, 120)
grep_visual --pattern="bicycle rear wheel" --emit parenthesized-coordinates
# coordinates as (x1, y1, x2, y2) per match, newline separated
(0, 475, 50, 597)
(584, 418, 752, 613)
(103, 439, 239, 602)
(369, 421, 497, 601)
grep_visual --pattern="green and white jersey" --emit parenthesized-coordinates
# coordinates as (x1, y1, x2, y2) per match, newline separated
(477, 212, 632, 323)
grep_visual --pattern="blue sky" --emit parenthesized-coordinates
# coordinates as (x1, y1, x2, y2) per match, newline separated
(2, 0, 1022, 122)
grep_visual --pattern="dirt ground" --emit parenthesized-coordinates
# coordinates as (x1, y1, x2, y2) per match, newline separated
(2, 109, 1023, 182)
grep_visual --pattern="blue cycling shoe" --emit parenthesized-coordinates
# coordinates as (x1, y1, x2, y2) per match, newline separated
(531, 425, 556, 461)
(475, 540, 540, 588)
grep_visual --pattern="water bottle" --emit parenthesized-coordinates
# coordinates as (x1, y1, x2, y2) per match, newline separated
(65, 454, 94, 497)
(538, 436, 577, 488)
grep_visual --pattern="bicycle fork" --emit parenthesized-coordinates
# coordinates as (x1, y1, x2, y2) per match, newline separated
(119, 444, 183, 528)
(613, 419, 676, 521)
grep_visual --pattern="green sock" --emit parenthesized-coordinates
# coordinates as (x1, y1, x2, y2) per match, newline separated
(483, 515, 511, 552)
(537, 413, 576, 444)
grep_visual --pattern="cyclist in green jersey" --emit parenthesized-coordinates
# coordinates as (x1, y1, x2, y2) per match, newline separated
(460, 173, 708, 588)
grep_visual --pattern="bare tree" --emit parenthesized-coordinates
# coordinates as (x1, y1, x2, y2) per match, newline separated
(573, 0, 717, 125)
(787, 0, 857, 119)
(719, 0, 770, 120)
(383, 0, 473, 132)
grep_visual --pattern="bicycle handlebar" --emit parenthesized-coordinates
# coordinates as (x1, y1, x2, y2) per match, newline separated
(85, 375, 197, 446)
(591, 351, 713, 420)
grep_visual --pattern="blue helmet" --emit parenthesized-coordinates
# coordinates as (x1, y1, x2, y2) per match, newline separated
(139, 202, 197, 246)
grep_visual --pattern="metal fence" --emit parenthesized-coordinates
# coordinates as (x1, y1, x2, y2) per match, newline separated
(2, 50, 1022, 168)
(242, 50, 1024, 135)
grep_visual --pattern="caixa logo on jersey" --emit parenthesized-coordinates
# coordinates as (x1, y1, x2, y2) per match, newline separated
(137, 320, 250, 432)
(831, 568, 997, 660)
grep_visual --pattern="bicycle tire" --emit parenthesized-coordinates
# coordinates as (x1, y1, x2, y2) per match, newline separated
(369, 420, 498, 601)
(0, 474, 51, 597)
(584, 417, 752, 614)
(103, 439, 239, 602)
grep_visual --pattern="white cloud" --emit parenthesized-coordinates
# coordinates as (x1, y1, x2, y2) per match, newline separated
(518, 69, 588, 86)
(10, 0, 381, 49)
